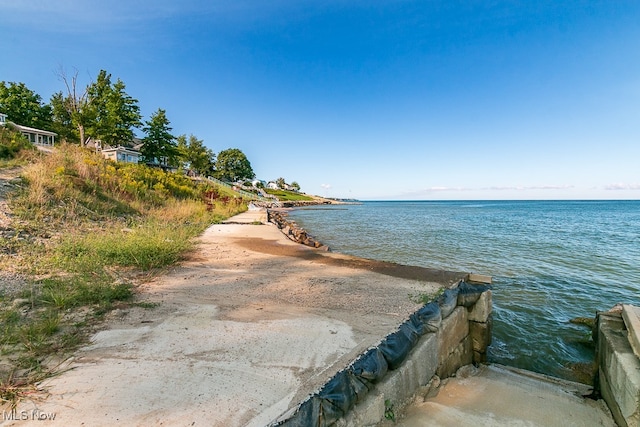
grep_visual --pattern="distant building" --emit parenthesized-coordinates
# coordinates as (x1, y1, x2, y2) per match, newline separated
(94, 137, 144, 164)
(0, 112, 56, 146)
(101, 146, 141, 164)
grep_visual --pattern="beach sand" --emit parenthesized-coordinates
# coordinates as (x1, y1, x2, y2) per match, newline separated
(5, 211, 464, 426)
(395, 364, 615, 427)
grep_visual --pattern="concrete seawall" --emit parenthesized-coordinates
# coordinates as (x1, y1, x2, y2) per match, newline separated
(339, 282, 492, 426)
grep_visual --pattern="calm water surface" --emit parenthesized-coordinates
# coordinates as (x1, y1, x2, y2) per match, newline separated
(287, 201, 640, 380)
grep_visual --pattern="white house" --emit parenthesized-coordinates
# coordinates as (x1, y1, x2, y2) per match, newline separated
(101, 146, 141, 164)
(0, 112, 56, 146)
(14, 124, 56, 146)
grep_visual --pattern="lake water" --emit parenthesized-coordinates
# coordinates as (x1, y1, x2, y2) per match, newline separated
(287, 200, 640, 381)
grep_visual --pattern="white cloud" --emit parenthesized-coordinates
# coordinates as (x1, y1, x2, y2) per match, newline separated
(321, 184, 332, 190)
(487, 185, 573, 191)
(427, 186, 468, 192)
(604, 183, 640, 190)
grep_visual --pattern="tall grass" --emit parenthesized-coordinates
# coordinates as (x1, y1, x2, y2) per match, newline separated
(56, 221, 199, 271)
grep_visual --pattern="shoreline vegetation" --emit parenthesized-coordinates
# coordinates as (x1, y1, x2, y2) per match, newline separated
(0, 144, 249, 407)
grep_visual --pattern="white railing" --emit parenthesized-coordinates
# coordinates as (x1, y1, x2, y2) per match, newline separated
(204, 176, 273, 201)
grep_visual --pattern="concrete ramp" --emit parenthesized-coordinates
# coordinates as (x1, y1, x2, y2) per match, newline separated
(221, 207, 267, 224)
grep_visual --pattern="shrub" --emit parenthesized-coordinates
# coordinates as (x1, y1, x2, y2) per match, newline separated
(0, 127, 33, 160)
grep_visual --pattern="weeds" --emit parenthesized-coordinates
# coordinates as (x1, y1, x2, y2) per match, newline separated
(408, 287, 445, 305)
(384, 399, 396, 422)
(0, 127, 35, 163)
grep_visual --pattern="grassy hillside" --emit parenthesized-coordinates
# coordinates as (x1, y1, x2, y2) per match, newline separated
(0, 144, 247, 406)
(264, 188, 314, 201)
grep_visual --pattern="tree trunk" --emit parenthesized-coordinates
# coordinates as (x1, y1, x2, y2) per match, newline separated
(78, 124, 86, 146)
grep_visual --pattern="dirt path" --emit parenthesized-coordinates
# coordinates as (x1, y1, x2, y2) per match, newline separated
(0, 166, 30, 296)
(6, 213, 465, 426)
(0, 166, 21, 230)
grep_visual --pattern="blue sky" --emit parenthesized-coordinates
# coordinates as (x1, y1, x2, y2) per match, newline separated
(1, 1, 639, 200)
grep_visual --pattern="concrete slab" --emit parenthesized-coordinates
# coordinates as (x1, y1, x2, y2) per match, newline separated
(221, 207, 268, 224)
(5, 216, 465, 426)
(395, 364, 615, 427)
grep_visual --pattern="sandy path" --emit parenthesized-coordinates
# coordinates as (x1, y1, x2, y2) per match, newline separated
(6, 213, 464, 426)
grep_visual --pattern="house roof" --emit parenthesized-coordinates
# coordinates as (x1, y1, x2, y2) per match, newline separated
(13, 123, 57, 136)
(101, 146, 141, 155)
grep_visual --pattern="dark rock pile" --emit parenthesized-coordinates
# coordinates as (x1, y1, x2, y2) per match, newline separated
(267, 210, 329, 250)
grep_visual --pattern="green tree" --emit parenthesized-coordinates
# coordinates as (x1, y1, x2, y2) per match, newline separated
(214, 148, 255, 182)
(54, 69, 141, 146)
(50, 91, 78, 143)
(176, 134, 189, 165)
(290, 181, 300, 192)
(85, 70, 141, 146)
(141, 108, 177, 166)
(0, 81, 52, 129)
(177, 134, 215, 176)
(276, 177, 286, 189)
